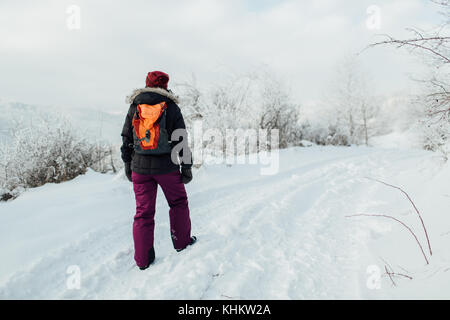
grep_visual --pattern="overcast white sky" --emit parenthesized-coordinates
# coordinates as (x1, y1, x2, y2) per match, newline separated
(0, 0, 443, 112)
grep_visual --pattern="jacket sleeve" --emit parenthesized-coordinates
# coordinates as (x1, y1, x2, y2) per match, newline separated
(120, 105, 134, 163)
(172, 105, 193, 169)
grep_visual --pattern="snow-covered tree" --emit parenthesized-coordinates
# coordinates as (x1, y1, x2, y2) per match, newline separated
(329, 56, 380, 146)
(256, 74, 302, 148)
(369, 0, 450, 158)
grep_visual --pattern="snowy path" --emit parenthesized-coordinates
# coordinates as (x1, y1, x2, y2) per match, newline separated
(0, 147, 448, 299)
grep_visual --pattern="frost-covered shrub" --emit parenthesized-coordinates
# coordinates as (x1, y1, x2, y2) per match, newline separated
(177, 70, 306, 153)
(294, 121, 350, 147)
(0, 112, 116, 201)
(422, 120, 450, 161)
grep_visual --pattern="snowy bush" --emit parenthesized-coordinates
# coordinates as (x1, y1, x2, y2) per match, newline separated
(176, 69, 306, 154)
(298, 122, 350, 147)
(420, 70, 450, 161)
(0, 112, 117, 201)
(422, 120, 450, 161)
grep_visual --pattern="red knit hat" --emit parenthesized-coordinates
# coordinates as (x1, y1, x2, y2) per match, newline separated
(145, 71, 169, 89)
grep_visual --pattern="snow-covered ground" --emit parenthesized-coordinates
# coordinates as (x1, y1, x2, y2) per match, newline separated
(0, 146, 449, 299)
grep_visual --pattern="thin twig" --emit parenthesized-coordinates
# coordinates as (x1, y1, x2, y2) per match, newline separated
(396, 265, 411, 275)
(346, 214, 429, 265)
(390, 272, 414, 280)
(367, 35, 450, 64)
(380, 257, 414, 282)
(385, 266, 397, 287)
(380, 257, 394, 271)
(366, 177, 433, 257)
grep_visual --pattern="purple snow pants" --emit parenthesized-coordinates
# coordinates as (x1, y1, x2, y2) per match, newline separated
(132, 170, 191, 268)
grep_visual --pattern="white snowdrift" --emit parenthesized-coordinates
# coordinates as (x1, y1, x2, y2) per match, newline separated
(0, 146, 449, 299)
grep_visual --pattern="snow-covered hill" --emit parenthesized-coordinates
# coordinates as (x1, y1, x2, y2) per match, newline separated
(0, 146, 449, 299)
(0, 99, 125, 145)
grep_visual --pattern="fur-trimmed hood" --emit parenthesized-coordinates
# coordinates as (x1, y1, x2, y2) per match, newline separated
(126, 87, 179, 105)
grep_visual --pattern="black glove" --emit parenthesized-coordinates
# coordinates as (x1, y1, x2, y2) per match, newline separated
(181, 168, 192, 185)
(124, 162, 132, 182)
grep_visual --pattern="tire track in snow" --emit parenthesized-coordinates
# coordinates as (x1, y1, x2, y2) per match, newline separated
(198, 152, 382, 299)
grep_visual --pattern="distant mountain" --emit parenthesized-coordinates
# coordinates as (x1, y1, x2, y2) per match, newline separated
(0, 99, 126, 145)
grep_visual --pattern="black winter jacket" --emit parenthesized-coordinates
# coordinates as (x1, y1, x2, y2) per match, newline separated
(121, 87, 192, 175)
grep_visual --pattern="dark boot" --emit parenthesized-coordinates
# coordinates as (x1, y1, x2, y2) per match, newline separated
(139, 248, 155, 270)
(176, 236, 197, 252)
